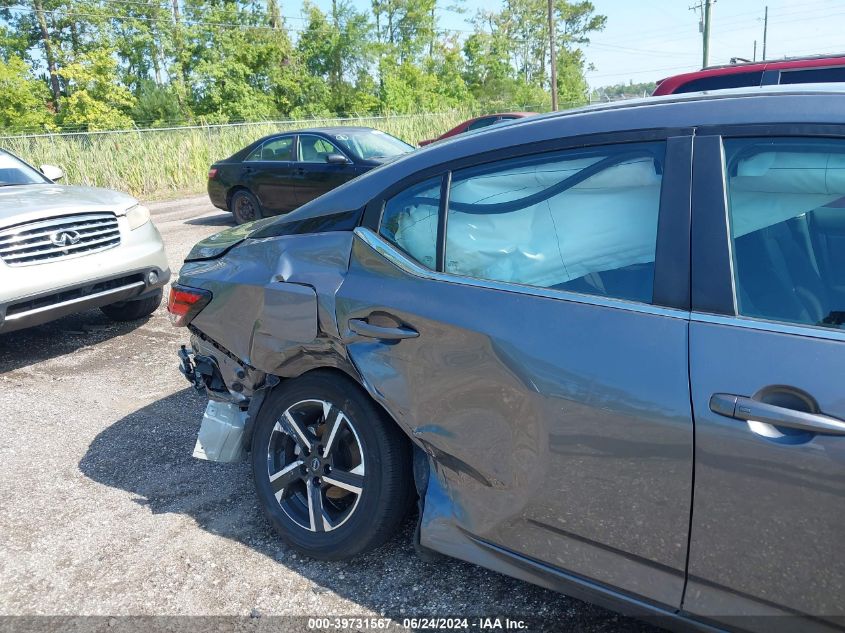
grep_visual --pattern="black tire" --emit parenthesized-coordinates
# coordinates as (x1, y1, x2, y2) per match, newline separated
(100, 288, 162, 321)
(251, 370, 413, 560)
(229, 189, 261, 225)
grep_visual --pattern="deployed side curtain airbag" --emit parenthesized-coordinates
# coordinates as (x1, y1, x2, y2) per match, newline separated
(444, 155, 662, 288)
(729, 149, 845, 237)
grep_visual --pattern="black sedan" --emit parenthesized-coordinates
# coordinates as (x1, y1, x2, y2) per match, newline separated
(207, 127, 414, 224)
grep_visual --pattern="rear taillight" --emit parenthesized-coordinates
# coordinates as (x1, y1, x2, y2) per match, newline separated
(167, 284, 212, 327)
(208, 167, 218, 179)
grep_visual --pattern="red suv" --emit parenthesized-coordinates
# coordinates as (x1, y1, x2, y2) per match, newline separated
(418, 112, 535, 146)
(653, 54, 845, 95)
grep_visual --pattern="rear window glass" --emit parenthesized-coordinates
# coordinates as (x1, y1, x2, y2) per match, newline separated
(379, 177, 441, 269)
(673, 71, 763, 93)
(779, 66, 845, 85)
(246, 137, 293, 162)
(467, 117, 499, 131)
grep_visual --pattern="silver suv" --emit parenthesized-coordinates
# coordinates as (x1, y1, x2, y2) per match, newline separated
(0, 149, 169, 333)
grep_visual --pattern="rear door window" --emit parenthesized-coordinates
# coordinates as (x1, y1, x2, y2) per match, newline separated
(443, 142, 666, 304)
(725, 137, 845, 328)
(246, 137, 294, 161)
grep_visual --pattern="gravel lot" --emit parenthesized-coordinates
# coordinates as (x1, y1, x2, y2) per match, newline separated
(0, 197, 663, 633)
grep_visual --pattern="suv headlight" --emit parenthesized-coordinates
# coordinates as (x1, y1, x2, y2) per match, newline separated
(126, 204, 151, 230)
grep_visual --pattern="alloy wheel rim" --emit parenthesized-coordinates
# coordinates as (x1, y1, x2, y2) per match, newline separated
(267, 399, 365, 532)
(235, 196, 256, 222)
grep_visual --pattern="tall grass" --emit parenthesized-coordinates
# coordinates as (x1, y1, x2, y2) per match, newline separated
(3, 111, 472, 201)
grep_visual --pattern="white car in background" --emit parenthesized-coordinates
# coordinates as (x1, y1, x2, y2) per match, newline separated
(0, 149, 170, 334)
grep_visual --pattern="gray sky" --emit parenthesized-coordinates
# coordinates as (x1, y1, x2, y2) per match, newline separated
(285, 0, 845, 90)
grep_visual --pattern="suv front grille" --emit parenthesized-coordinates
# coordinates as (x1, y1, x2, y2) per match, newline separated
(0, 213, 121, 266)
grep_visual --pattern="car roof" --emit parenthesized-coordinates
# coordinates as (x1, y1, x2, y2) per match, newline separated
(263, 86, 845, 227)
(654, 54, 845, 95)
(467, 112, 534, 121)
(558, 82, 845, 117)
(702, 52, 845, 72)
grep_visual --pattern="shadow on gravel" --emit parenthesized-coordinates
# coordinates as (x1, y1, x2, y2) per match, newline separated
(79, 387, 663, 633)
(185, 213, 234, 227)
(0, 309, 150, 374)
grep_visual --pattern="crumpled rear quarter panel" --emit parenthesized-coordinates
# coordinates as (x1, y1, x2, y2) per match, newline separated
(180, 232, 355, 379)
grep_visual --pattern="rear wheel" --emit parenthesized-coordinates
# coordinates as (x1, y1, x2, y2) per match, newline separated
(251, 371, 413, 560)
(230, 189, 261, 225)
(100, 288, 162, 321)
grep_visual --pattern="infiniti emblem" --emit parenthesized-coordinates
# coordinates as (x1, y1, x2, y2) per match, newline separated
(310, 458, 321, 471)
(50, 230, 82, 247)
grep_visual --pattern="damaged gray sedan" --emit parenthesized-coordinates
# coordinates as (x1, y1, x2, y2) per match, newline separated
(171, 86, 845, 632)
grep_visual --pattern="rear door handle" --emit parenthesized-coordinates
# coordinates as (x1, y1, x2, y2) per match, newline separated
(349, 318, 419, 341)
(710, 393, 845, 436)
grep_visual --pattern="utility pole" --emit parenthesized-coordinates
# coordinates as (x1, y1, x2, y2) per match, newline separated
(702, 0, 713, 68)
(690, 0, 714, 69)
(548, 0, 558, 110)
(753, 39, 757, 61)
(762, 6, 768, 60)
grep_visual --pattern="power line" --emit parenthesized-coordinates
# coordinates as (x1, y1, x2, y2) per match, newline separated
(5, 5, 313, 31)
(585, 0, 836, 49)
(586, 63, 699, 80)
(587, 41, 698, 57)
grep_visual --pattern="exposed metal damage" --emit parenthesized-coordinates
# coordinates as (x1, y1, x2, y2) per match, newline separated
(176, 227, 491, 568)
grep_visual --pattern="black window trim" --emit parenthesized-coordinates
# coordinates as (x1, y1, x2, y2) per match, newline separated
(245, 135, 295, 163)
(691, 123, 845, 320)
(654, 135, 693, 310)
(366, 128, 694, 311)
(435, 171, 451, 272)
(690, 134, 736, 316)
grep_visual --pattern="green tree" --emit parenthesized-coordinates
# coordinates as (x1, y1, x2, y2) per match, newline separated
(463, 0, 604, 109)
(181, 0, 297, 121)
(0, 22, 29, 61)
(297, 0, 372, 115)
(132, 80, 183, 127)
(0, 55, 54, 130)
(0, 0, 606, 131)
(556, 46, 589, 106)
(594, 80, 657, 100)
(381, 40, 471, 112)
(59, 49, 136, 130)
